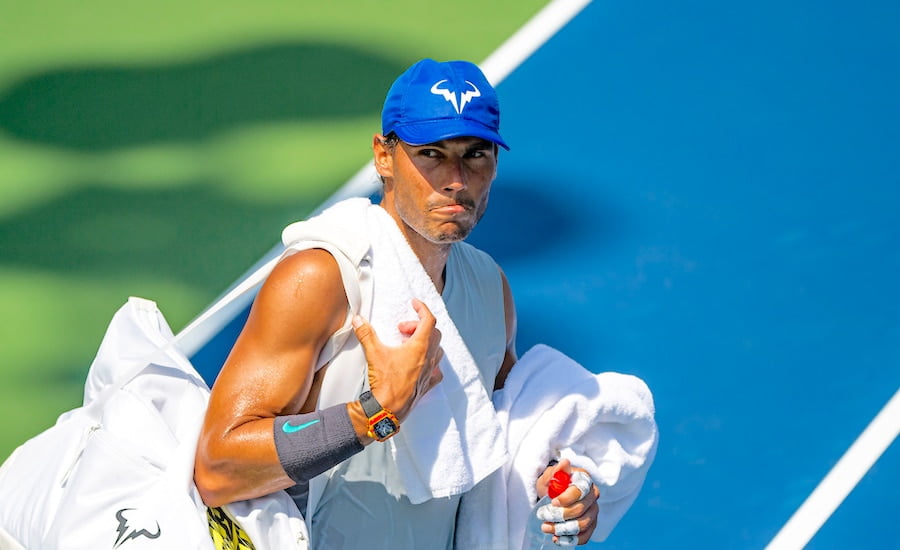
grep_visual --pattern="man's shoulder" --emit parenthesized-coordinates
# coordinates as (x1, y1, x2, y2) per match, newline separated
(453, 240, 500, 270)
(269, 248, 345, 290)
(281, 198, 372, 266)
(450, 241, 502, 287)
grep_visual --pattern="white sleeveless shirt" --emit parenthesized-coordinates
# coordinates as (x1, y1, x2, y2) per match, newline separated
(309, 240, 506, 550)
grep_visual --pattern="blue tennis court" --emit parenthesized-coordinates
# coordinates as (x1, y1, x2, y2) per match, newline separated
(187, 1, 900, 547)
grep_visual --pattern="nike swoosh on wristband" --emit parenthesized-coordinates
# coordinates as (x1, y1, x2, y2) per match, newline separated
(282, 419, 320, 434)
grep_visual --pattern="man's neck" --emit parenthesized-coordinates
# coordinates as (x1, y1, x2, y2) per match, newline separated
(378, 197, 452, 293)
(401, 226, 451, 295)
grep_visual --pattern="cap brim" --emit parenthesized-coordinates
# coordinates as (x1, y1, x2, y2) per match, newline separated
(392, 119, 510, 150)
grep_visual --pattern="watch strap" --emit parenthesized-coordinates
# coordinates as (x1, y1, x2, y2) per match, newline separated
(359, 390, 381, 418)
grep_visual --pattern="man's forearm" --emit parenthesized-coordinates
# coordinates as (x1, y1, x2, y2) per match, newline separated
(273, 403, 365, 484)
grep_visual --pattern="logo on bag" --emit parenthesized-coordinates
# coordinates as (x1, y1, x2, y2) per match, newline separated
(114, 508, 161, 547)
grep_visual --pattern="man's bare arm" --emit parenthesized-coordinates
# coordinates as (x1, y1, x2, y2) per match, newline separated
(194, 249, 350, 508)
(194, 248, 445, 508)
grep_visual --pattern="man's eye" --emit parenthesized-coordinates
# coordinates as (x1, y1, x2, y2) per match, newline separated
(419, 149, 441, 158)
(465, 149, 493, 160)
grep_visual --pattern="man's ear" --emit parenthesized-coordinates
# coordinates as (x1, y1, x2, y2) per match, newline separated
(373, 134, 394, 179)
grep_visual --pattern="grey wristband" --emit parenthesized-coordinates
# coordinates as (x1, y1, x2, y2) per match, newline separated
(273, 403, 364, 484)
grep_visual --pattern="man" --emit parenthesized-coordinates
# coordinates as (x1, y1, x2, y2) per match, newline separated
(194, 58, 599, 548)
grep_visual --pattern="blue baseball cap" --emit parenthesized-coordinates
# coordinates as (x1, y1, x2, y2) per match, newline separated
(381, 59, 509, 150)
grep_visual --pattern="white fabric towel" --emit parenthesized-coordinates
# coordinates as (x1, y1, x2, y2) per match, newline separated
(455, 344, 658, 550)
(281, 198, 508, 505)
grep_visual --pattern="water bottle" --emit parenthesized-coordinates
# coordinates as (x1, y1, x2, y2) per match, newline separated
(522, 469, 571, 549)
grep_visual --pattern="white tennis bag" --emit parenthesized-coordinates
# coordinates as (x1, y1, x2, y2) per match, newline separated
(0, 297, 309, 550)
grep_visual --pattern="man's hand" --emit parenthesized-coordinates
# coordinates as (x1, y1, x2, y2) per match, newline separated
(535, 458, 600, 545)
(353, 298, 444, 421)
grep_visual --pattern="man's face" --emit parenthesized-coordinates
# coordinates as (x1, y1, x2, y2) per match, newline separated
(376, 135, 498, 245)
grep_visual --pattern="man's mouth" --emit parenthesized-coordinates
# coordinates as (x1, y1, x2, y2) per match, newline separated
(432, 203, 467, 214)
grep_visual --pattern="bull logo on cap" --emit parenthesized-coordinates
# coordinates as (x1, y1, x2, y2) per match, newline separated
(430, 80, 481, 114)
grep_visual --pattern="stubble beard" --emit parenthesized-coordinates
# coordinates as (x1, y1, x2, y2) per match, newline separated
(427, 194, 489, 243)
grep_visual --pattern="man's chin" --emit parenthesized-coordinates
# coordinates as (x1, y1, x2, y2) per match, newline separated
(425, 219, 474, 243)
(432, 227, 472, 244)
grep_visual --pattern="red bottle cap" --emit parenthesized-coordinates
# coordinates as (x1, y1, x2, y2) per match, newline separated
(547, 469, 571, 499)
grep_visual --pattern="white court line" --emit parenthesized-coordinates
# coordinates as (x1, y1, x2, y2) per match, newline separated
(766, 387, 900, 549)
(480, 0, 592, 85)
(176, 0, 593, 355)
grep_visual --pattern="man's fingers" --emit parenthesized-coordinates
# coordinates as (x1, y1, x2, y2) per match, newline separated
(575, 500, 599, 545)
(536, 458, 573, 497)
(552, 519, 580, 536)
(397, 320, 418, 337)
(537, 473, 599, 522)
(352, 314, 380, 351)
(540, 499, 599, 546)
(552, 471, 597, 507)
(536, 502, 566, 523)
(409, 299, 438, 336)
(533, 466, 599, 546)
(546, 488, 597, 522)
(540, 515, 591, 534)
(569, 471, 593, 501)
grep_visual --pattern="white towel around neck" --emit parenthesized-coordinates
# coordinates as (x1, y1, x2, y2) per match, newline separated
(281, 198, 508, 505)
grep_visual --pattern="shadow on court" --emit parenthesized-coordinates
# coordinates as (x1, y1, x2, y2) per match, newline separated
(0, 42, 406, 151)
(0, 42, 410, 292)
(0, 182, 325, 293)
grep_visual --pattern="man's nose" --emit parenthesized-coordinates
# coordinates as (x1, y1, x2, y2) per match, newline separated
(442, 159, 467, 192)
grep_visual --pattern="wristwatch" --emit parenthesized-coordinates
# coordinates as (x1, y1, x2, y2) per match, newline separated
(359, 390, 400, 442)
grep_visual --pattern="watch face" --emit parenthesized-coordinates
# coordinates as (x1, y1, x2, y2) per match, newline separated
(373, 417, 397, 438)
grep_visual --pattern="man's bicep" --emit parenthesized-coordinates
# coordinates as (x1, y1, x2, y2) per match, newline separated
(209, 249, 350, 418)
